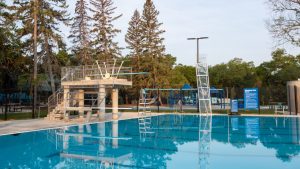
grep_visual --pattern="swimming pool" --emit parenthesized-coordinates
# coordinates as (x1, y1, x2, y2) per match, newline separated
(0, 115, 299, 169)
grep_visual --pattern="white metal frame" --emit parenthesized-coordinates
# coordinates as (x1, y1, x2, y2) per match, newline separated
(196, 57, 212, 115)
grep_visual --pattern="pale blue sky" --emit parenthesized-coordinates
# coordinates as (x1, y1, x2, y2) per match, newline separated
(100, 0, 298, 66)
(12, 0, 300, 66)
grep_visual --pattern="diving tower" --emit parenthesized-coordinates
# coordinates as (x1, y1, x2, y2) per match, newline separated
(47, 60, 132, 121)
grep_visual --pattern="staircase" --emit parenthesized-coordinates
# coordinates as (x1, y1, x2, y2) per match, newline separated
(138, 90, 154, 136)
(47, 88, 65, 120)
(196, 57, 212, 114)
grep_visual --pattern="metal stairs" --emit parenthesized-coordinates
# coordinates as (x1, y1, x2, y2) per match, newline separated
(47, 88, 64, 120)
(47, 85, 107, 121)
(138, 90, 154, 137)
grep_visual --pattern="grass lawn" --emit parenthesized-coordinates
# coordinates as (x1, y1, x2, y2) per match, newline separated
(0, 111, 48, 121)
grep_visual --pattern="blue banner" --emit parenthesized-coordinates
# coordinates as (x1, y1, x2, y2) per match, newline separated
(244, 88, 259, 110)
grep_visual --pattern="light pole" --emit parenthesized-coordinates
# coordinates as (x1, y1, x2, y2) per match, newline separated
(187, 37, 208, 113)
(187, 37, 208, 63)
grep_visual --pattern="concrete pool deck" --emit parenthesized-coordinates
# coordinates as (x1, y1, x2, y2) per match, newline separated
(0, 112, 299, 136)
(0, 113, 162, 136)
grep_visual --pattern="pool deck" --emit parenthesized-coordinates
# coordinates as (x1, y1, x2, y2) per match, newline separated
(0, 113, 162, 136)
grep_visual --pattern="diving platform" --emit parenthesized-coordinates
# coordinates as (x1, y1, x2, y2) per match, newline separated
(47, 60, 133, 121)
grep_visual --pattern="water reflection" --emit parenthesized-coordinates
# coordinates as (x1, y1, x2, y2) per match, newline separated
(213, 116, 300, 162)
(0, 115, 299, 169)
(198, 115, 212, 169)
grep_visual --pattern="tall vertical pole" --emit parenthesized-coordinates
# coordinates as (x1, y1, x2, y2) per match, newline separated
(197, 39, 199, 63)
(187, 37, 208, 113)
(196, 39, 200, 113)
(32, 0, 38, 119)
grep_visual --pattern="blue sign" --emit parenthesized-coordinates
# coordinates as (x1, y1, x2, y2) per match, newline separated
(244, 88, 259, 110)
(231, 99, 238, 113)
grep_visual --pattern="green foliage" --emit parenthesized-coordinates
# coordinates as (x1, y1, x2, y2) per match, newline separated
(69, 0, 92, 65)
(172, 64, 196, 87)
(125, 0, 171, 89)
(13, 0, 70, 93)
(257, 49, 300, 102)
(209, 58, 257, 88)
(90, 0, 122, 61)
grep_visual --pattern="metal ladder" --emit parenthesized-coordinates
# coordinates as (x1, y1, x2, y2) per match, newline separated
(138, 89, 154, 137)
(196, 57, 212, 115)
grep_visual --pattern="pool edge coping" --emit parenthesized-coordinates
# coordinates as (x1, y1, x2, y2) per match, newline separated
(0, 113, 167, 137)
(0, 113, 299, 137)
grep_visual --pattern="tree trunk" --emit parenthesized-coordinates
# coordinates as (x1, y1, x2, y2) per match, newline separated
(32, 0, 38, 119)
(45, 36, 56, 94)
(48, 61, 55, 94)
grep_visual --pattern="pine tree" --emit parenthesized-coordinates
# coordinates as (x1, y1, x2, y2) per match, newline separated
(125, 10, 143, 71)
(13, 0, 69, 94)
(90, 0, 122, 61)
(39, 0, 69, 93)
(69, 0, 92, 65)
(140, 0, 167, 88)
(125, 10, 144, 99)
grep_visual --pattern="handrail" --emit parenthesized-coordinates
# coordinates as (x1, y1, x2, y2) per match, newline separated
(61, 61, 132, 82)
(48, 88, 63, 115)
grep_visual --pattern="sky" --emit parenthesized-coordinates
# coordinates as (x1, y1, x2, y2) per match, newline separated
(18, 0, 300, 66)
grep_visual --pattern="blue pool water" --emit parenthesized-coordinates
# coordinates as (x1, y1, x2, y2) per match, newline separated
(0, 115, 300, 169)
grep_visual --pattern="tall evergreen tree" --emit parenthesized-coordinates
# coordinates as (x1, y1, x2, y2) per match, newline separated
(140, 0, 168, 88)
(13, 0, 69, 94)
(90, 0, 122, 61)
(125, 10, 143, 71)
(69, 0, 92, 65)
(125, 10, 144, 99)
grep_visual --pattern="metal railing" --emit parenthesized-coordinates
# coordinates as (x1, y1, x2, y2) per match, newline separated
(61, 60, 132, 82)
(48, 88, 64, 115)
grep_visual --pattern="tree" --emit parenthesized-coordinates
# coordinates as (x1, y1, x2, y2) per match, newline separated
(125, 10, 143, 71)
(0, 1, 31, 120)
(125, 10, 144, 100)
(38, 0, 69, 94)
(140, 0, 168, 88)
(69, 0, 92, 65)
(172, 65, 197, 87)
(209, 58, 258, 88)
(257, 49, 300, 103)
(13, 0, 69, 94)
(90, 0, 122, 61)
(268, 0, 300, 46)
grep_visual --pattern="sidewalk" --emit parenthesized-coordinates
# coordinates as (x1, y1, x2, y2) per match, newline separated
(0, 112, 156, 136)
